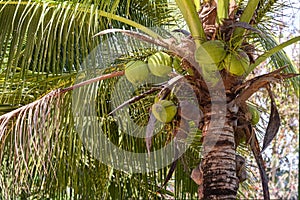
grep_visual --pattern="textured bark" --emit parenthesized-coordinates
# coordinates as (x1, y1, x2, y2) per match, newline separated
(200, 106, 238, 199)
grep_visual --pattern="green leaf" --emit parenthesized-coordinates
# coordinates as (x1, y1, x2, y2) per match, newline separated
(217, 0, 229, 24)
(232, 0, 260, 46)
(249, 34, 300, 96)
(250, 36, 300, 70)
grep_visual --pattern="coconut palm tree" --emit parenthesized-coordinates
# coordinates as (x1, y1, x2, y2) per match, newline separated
(0, 0, 299, 199)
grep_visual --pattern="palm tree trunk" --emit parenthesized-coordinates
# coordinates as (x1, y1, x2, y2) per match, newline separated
(200, 106, 238, 199)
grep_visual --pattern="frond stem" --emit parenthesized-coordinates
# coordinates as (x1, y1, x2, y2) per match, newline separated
(175, 0, 206, 47)
(62, 71, 124, 93)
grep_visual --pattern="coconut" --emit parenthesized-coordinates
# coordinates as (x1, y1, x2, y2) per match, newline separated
(125, 60, 149, 84)
(224, 49, 250, 76)
(152, 100, 177, 123)
(148, 51, 172, 77)
(247, 104, 260, 125)
(195, 40, 226, 65)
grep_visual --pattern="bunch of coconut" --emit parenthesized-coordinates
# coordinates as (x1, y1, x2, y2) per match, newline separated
(124, 51, 181, 85)
(194, 40, 251, 76)
(124, 51, 181, 123)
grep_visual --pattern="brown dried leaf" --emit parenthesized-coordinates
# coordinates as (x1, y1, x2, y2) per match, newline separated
(234, 66, 298, 105)
(262, 86, 281, 151)
(250, 129, 270, 200)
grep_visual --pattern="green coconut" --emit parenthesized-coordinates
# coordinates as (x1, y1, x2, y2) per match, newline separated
(224, 49, 250, 76)
(148, 51, 172, 77)
(195, 40, 226, 65)
(152, 100, 177, 123)
(247, 104, 260, 125)
(125, 60, 149, 84)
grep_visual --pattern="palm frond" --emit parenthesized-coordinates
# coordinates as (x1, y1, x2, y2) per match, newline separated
(0, 0, 177, 107)
(0, 70, 124, 198)
(0, 28, 184, 198)
(0, 89, 65, 198)
(255, 27, 299, 96)
(115, 0, 177, 28)
(0, 1, 103, 107)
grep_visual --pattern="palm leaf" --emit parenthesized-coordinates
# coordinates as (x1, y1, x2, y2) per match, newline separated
(0, 1, 103, 106)
(255, 28, 300, 96)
